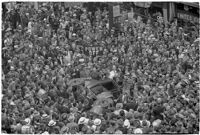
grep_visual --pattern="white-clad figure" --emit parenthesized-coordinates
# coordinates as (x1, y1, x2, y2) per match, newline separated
(63, 50, 72, 66)
(28, 19, 33, 34)
(109, 65, 118, 79)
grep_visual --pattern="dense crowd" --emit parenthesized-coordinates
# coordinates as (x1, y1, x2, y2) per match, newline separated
(2, 2, 200, 134)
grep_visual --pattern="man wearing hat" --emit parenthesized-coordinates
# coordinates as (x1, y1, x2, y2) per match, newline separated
(91, 118, 101, 132)
(114, 103, 125, 116)
(66, 119, 79, 134)
(123, 119, 130, 129)
(78, 117, 90, 127)
(134, 128, 143, 134)
(21, 118, 34, 134)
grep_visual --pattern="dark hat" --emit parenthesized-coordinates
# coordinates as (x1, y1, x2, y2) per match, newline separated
(130, 119, 141, 128)
(141, 120, 150, 127)
(60, 126, 69, 134)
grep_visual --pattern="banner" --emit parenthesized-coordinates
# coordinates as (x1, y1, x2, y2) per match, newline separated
(64, 2, 83, 8)
(113, 5, 120, 17)
(83, 46, 105, 56)
(34, 2, 38, 10)
(177, 10, 199, 24)
(128, 12, 134, 21)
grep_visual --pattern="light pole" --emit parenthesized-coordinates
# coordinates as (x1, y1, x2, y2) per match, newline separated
(108, 2, 114, 32)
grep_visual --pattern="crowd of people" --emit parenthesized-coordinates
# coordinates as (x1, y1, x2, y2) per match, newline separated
(2, 2, 199, 134)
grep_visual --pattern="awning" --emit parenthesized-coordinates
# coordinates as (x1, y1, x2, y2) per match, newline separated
(178, 2, 199, 9)
(134, 2, 152, 8)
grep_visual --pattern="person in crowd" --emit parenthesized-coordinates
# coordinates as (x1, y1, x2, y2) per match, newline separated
(2, 2, 199, 134)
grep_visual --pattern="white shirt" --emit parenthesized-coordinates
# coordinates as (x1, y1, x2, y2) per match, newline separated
(28, 22, 32, 33)
(109, 70, 117, 79)
(64, 51, 71, 65)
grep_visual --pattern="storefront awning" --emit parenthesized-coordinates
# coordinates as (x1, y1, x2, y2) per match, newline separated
(134, 2, 152, 8)
(178, 2, 199, 9)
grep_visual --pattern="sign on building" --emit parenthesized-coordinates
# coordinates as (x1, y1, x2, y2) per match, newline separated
(84, 46, 104, 57)
(177, 11, 199, 24)
(128, 12, 134, 21)
(64, 2, 83, 8)
(113, 5, 120, 17)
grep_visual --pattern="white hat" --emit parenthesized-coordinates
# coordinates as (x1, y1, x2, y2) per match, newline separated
(153, 53, 159, 57)
(48, 120, 56, 126)
(91, 125, 97, 131)
(194, 81, 199, 84)
(93, 118, 101, 126)
(42, 131, 49, 135)
(115, 130, 123, 134)
(179, 54, 184, 59)
(113, 49, 117, 52)
(10, 101, 16, 106)
(24, 93, 31, 98)
(152, 119, 161, 127)
(157, 98, 162, 103)
(109, 71, 116, 79)
(165, 32, 170, 35)
(6, 27, 12, 32)
(24, 118, 31, 125)
(134, 128, 143, 134)
(38, 37, 43, 40)
(37, 89, 46, 97)
(14, 45, 18, 48)
(42, 114, 48, 118)
(79, 59, 84, 62)
(149, 34, 154, 37)
(78, 117, 89, 125)
(2, 47, 8, 50)
(10, 66, 14, 70)
(123, 119, 130, 128)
